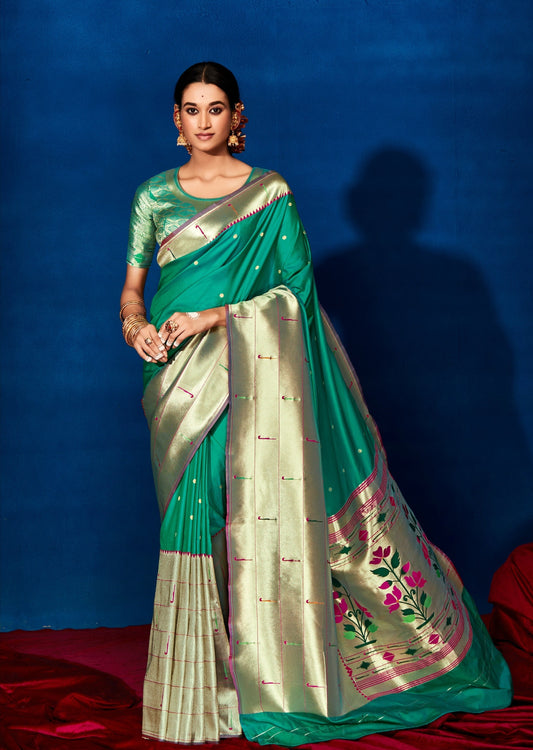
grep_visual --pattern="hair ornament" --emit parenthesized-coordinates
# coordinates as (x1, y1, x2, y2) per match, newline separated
(228, 101, 247, 153)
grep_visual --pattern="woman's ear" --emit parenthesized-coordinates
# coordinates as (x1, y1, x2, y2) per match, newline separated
(173, 104, 180, 128)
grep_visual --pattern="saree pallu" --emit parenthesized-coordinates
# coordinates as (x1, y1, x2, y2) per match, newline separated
(140, 171, 511, 745)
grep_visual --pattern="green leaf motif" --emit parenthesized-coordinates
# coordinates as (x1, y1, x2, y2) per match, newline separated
(401, 608, 415, 616)
(403, 614, 417, 623)
(344, 623, 355, 632)
(344, 631, 357, 640)
(391, 550, 400, 569)
(424, 595, 432, 608)
(367, 623, 378, 633)
(371, 567, 390, 577)
(331, 577, 342, 588)
(420, 592, 427, 606)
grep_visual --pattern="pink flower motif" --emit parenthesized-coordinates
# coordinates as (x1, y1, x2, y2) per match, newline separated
(354, 599, 373, 619)
(358, 529, 369, 542)
(383, 652, 395, 662)
(383, 585, 402, 613)
(379, 580, 392, 590)
(334, 596, 348, 623)
(421, 542, 431, 565)
(428, 633, 440, 645)
(370, 546, 391, 565)
(333, 591, 341, 599)
(402, 562, 411, 574)
(389, 495, 396, 507)
(404, 570, 427, 589)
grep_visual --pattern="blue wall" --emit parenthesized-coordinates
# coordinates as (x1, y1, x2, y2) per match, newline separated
(1, 1, 532, 630)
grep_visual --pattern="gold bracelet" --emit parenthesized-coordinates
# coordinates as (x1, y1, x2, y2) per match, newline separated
(120, 299, 146, 321)
(122, 313, 148, 346)
(124, 323, 146, 347)
(122, 314, 148, 335)
(126, 321, 147, 346)
(121, 313, 144, 336)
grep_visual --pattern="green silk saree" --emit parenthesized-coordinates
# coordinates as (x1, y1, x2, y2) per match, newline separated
(135, 170, 511, 745)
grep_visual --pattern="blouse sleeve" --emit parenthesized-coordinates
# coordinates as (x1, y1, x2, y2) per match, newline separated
(126, 180, 157, 268)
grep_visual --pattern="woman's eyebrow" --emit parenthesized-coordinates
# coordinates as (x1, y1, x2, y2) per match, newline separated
(182, 100, 226, 107)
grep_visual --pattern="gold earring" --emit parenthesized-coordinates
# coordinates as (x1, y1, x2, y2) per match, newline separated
(175, 112, 192, 154)
(228, 134, 239, 148)
(177, 131, 189, 148)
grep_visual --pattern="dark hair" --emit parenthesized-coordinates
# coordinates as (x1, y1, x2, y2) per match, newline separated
(174, 62, 241, 109)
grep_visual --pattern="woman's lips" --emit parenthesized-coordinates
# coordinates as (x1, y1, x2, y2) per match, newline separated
(195, 133, 214, 140)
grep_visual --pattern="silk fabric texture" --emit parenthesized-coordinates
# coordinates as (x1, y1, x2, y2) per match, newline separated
(137, 171, 511, 745)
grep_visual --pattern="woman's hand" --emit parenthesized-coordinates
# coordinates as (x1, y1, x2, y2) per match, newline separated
(158, 308, 225, 349)
(132, 323, 169, 363)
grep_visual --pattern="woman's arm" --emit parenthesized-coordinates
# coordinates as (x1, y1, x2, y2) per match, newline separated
(120, 266, 168, 362)
(120, 265, 226, 363)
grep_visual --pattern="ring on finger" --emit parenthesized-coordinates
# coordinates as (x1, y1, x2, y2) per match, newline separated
(145, 337, 153, 344)
(165, 320, 179, 333)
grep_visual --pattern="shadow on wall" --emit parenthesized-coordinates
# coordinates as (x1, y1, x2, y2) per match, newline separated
(316, 147, 533, 608)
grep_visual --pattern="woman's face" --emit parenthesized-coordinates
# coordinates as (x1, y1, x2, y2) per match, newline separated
(175, 82, 233, 155)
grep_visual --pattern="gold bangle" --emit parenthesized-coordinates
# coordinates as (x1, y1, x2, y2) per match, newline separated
(121, 314, 144, 337)
(122, 319, 146, 342)
(122, 313, 148, 346)
(122, 312, 146, 326)
(126, 322, 147, 346)
(120, 299, 146, 321)
(125, 323, 146, 347)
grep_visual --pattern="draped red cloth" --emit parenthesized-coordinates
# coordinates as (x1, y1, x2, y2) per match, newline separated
(1, 546, 532, 749)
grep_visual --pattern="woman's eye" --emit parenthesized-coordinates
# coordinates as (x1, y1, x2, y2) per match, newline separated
(210, 107, 222, 115)
(185, 108, 197, 115)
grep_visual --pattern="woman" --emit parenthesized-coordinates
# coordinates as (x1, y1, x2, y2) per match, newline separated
(120, 62, 511, 745)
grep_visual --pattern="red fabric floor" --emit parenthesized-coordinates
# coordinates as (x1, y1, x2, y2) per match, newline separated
(1, 545, 532, 749)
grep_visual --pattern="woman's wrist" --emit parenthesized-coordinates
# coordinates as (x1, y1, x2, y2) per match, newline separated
(120, 299, 146, 321)
(122, 312, 149, 346)
(206, 306, 226, 328)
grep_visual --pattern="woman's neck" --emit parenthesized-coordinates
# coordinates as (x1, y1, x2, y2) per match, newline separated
(177, 153, 252, 199)
(183, 150, 237, 177)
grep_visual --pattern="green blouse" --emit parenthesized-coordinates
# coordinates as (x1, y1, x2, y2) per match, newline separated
(127, 166, 269, 268)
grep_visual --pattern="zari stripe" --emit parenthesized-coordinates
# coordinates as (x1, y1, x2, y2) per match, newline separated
(142, 326, 229, 519)
(143, 550, 241, 743)
(226, 287, 338, 717)
(157, 171, 291, 267)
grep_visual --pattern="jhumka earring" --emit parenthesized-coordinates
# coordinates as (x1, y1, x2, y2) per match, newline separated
(175, 111, 192, 154)
(227, 113, 240, 148)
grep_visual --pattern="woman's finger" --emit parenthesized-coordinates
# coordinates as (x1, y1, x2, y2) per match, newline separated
(135, 325, 167, 362)
(159, 317, 181, 348)
(158, 312, 203, 349)
(172, 328, 190, 347)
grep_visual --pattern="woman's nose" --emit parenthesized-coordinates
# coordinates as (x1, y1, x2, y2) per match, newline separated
(199, 110, 211, 129)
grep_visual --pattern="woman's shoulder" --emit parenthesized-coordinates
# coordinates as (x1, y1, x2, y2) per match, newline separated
(134, 168, 174, 194)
